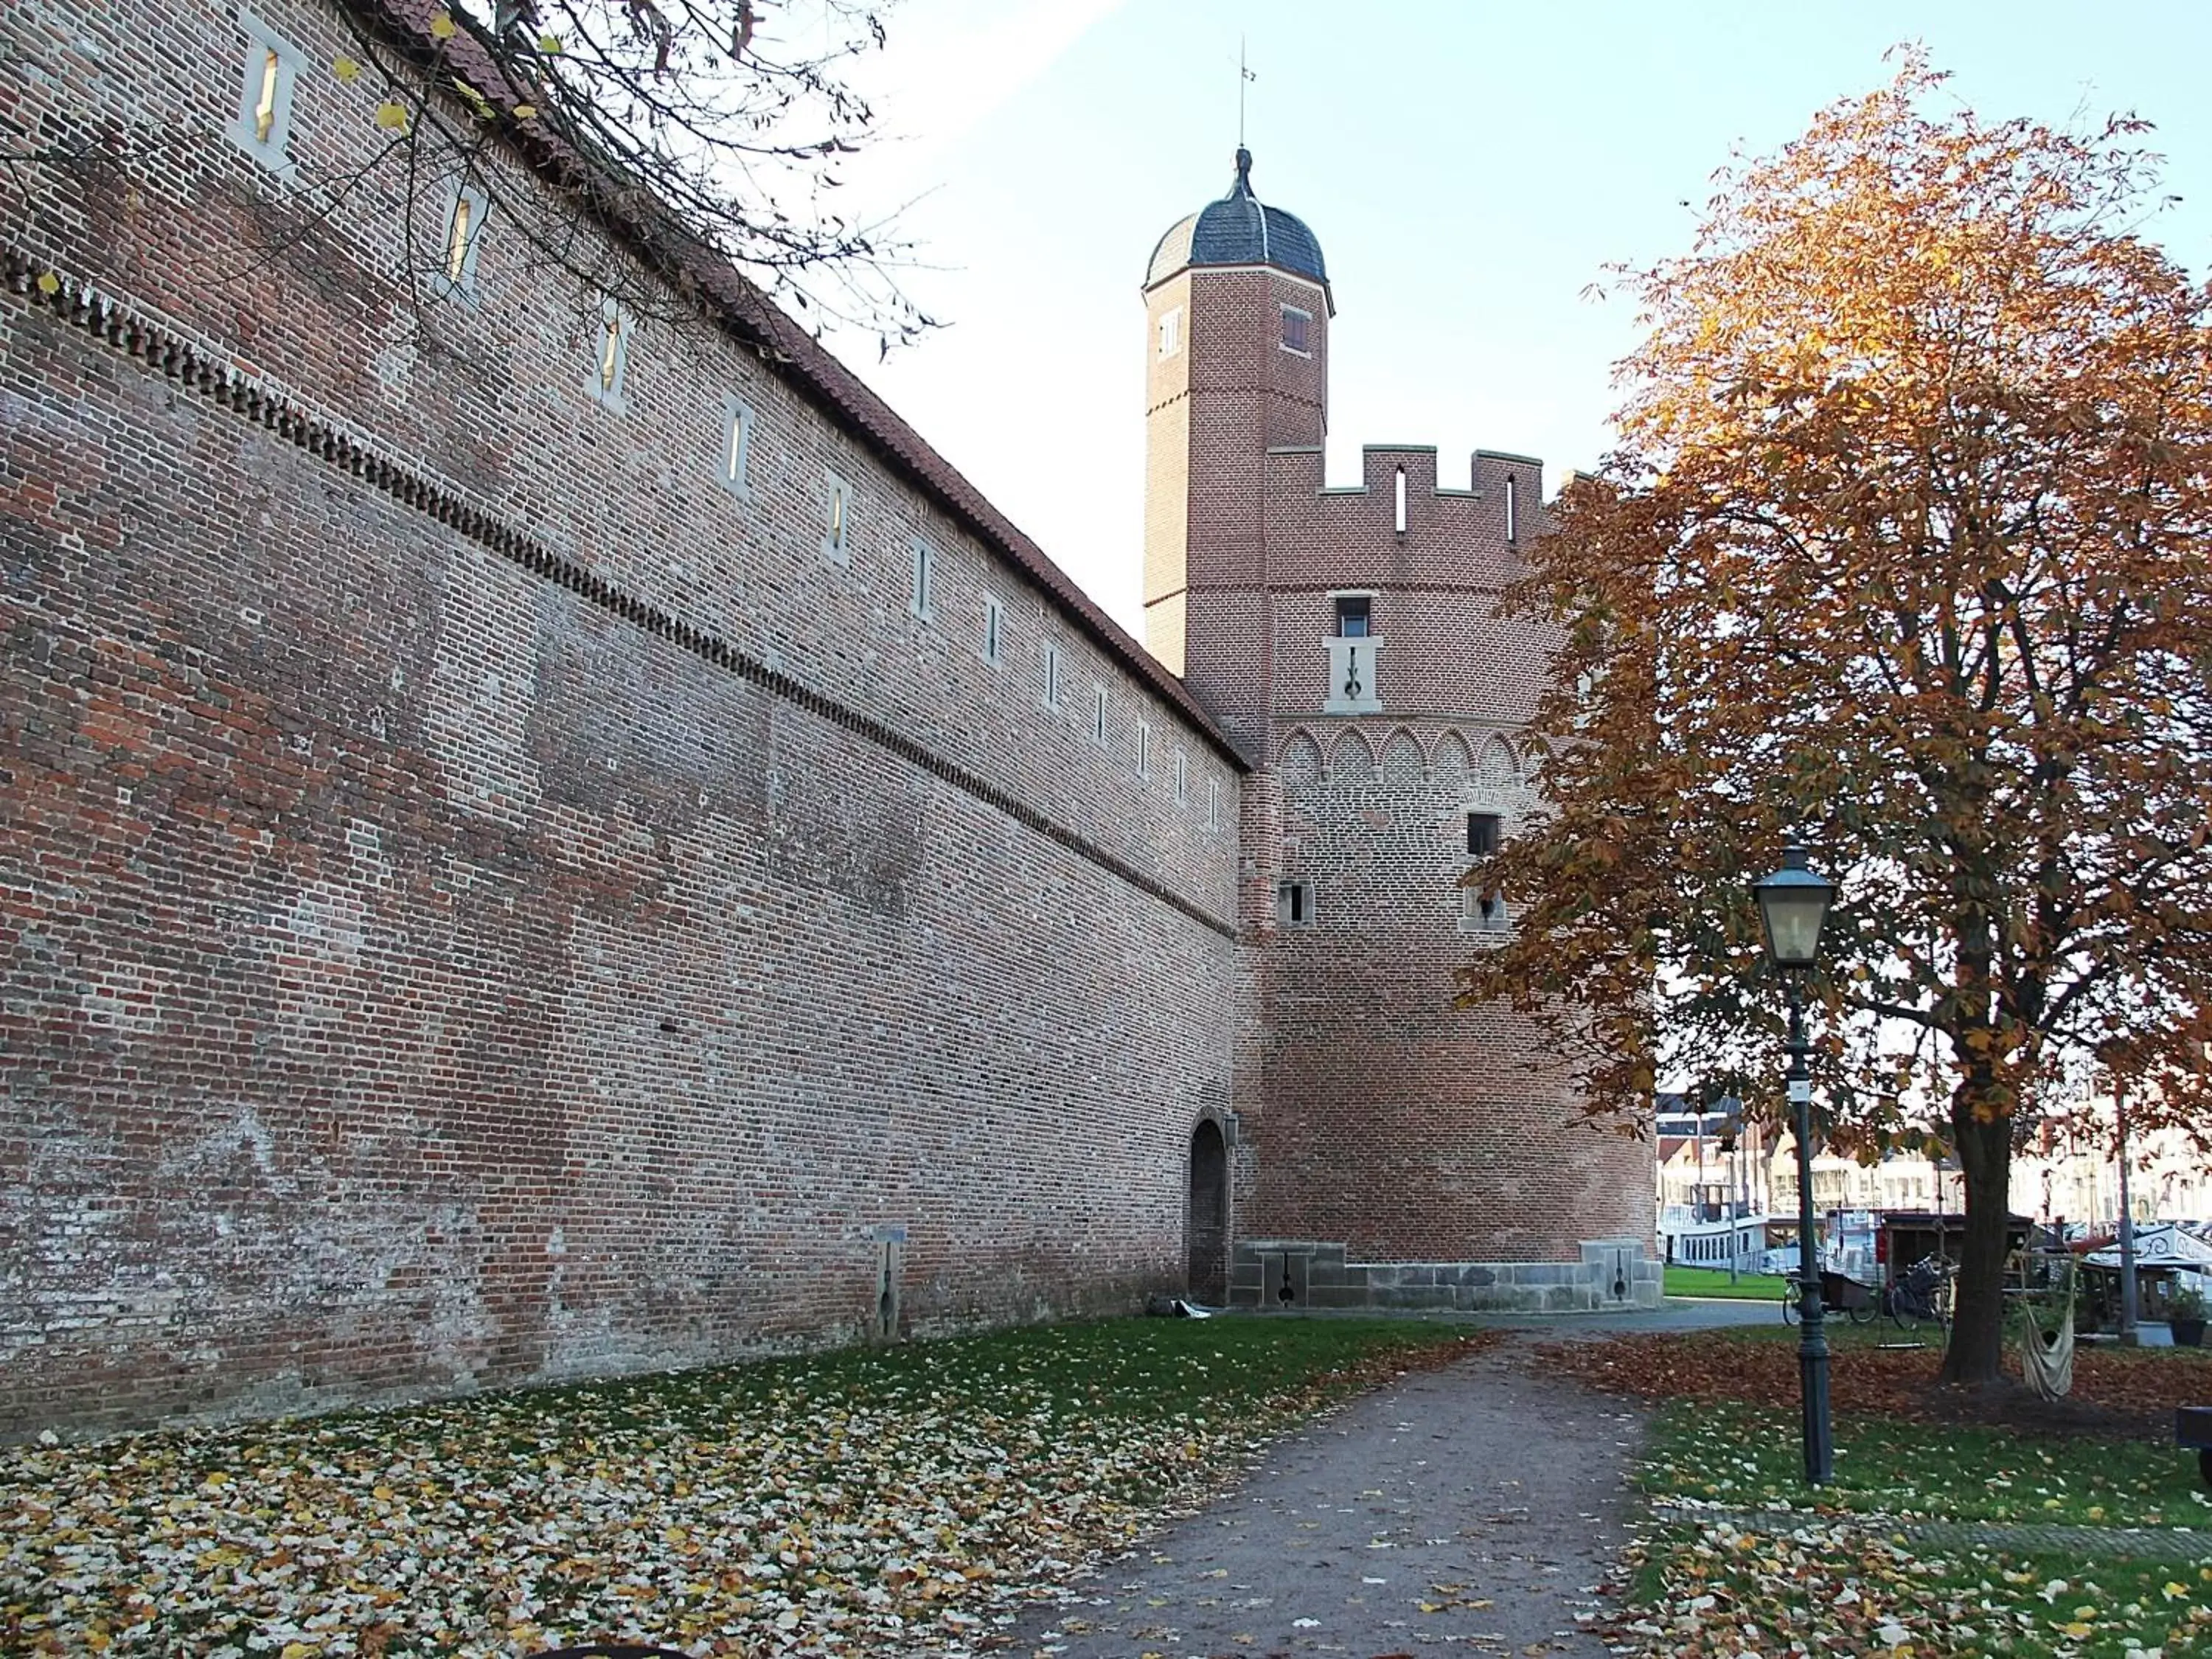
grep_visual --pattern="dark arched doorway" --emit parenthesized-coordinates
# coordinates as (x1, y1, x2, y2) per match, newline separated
(1187, 1119, 1228, 1304)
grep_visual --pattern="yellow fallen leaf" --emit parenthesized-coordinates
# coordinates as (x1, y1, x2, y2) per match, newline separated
(428, 10, 456, 39)
(332, 55, 360, 83)
(374, 101, 408, 130)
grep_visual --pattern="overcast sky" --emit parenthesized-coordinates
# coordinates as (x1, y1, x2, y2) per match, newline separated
(814, 1, 2212, 638)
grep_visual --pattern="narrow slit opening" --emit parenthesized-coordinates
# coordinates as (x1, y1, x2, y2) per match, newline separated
(445, 195, 473, 282)
(1394, 466, 1407, 534)
(253, 49, 281, 142)
(598, 313, 622, 391)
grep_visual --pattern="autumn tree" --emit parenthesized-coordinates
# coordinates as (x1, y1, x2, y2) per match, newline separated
(1464, 55, 2212, 1387)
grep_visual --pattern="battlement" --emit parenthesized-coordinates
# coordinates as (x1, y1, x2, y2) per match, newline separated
(1249, 440, 1543, 594)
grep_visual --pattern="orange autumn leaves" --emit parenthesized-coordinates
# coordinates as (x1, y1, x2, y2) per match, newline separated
(1464, 54, 2212, 1163)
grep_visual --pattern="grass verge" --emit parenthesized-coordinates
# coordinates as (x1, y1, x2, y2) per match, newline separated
(1664, 1265, 1790, 1301)
(1592, 1338, 2212, 1657)
(0, 1315, 1481, 1658)
(1641, 1397, 2207, 1530)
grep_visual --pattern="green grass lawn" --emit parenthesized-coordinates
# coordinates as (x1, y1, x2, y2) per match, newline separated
(1663, 1264, 1790, 1300)
(0, 1316, 1475, 1658)
(1642, 1397, 2207, 1527)
(1619, 1397, 2212, 1658)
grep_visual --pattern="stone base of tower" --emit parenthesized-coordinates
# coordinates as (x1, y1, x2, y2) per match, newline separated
(1228, 1237, 1661, 1314)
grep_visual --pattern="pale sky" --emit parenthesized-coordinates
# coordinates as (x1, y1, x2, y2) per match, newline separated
(817, 1, 2212, 638)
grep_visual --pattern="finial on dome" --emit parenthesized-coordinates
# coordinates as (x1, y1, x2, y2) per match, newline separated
(1234, 146, 1253, 195)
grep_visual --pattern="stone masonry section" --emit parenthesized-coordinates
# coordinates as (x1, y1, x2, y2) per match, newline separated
(1229, 1239, 1662, 1314)
(1, 0, 1239, 1436)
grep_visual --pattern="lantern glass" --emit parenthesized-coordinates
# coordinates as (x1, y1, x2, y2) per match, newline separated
(1753, 846, 1834, 970)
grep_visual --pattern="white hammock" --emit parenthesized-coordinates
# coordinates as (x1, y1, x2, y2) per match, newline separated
(2019, 1262, 2076, 1400)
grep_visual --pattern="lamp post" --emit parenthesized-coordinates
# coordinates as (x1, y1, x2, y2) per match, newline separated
(2116, 1077, 2140, 1346)
(1753, 842, 1837, 1486)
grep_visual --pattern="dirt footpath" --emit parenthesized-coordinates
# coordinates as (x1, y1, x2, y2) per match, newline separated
(1003, 1336, 1646, 1658)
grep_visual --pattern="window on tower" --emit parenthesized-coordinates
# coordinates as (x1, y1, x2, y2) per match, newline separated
(1158, 306, 1183, 358)
(229, 15, 303, 169)
(1467, 812, 1501, 855)
(981, 595, 1004, 666)
(909, 536, 935, 620)
(1333, 594, 1371, 638)
(1464, 881, 1509, 931)
(821, 471, 851, 563)
(1280, 305, 1312, 355)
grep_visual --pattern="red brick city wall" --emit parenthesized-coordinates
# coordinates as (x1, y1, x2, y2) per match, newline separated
(0, 0, 1237, 1436)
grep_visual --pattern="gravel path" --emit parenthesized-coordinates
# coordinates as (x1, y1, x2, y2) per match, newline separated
(1003, 1335, 1646, 1658)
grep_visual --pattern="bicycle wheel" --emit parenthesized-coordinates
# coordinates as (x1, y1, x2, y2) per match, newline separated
(1848, 1299, 1877, 1326)
(1888, 1288, 1921, 1331)
(1781, 1280, 1801, 1325)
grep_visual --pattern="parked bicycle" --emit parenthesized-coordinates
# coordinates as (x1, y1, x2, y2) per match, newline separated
(1780, 1269, 1879, 1325)
(1882, 1254, 1956, 1330)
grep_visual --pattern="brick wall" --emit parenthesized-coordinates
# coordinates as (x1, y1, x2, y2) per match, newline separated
(0, 0, 1239, 1436)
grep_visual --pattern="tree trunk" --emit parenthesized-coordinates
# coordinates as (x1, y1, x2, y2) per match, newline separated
(1938, 1096, 2013, 1386)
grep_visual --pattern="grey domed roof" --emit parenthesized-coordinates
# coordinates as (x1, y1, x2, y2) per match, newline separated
(1145, 148, 1329, 293)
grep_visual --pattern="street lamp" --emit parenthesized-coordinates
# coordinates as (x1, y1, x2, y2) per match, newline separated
(1753, 841, 1837, 1486)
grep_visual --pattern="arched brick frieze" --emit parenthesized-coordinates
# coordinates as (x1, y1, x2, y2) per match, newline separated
(1430, 728, 1473, 787)
(1379, 726, 1424, 785)
(1277, 728, 1323, 793)
(1478, 731, 1517, 793)
(1327, 727, 1376, 785)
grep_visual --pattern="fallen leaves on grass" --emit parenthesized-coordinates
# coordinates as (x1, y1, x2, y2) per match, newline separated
(1540, 1330, 2212, 1433)
(0, 1321, 1488, 1657)
(1612, 1519, 2212, 1659)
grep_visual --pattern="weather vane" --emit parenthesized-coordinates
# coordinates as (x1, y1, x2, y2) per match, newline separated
(1239, 36, 1256, 149)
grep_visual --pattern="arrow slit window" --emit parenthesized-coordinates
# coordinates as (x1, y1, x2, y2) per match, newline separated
(228, 15, 303, 169)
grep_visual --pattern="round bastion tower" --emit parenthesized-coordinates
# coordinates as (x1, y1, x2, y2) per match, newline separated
(1143, 150, 1658, 1312)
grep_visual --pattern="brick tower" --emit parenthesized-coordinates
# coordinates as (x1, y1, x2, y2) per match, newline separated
(1144, 151, 1658, 1311)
